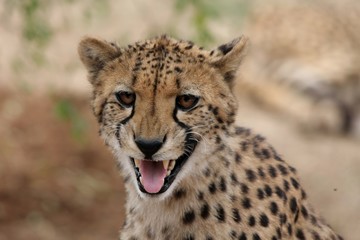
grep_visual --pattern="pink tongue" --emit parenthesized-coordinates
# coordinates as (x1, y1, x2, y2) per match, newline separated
(139, 160, 167, 193)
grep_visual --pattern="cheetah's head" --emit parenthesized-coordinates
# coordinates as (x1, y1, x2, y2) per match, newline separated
(78, 35, 247, 198)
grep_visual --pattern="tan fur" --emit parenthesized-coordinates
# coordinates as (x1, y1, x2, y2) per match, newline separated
(239, 0, 360, 136)
(78, 35, 342, 239)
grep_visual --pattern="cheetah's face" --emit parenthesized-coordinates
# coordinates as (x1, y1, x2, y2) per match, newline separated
(78, 36, 247, 198)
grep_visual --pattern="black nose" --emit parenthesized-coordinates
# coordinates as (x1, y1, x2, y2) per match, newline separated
(135, 138, 163, 159)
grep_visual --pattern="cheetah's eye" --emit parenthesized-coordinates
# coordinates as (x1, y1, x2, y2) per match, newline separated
(115, 91, 136, 108)
(176, 94, 199, 111)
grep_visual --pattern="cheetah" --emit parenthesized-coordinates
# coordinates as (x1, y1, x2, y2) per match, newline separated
(239, 0, 360, 137)
(78, 35, 343, 239)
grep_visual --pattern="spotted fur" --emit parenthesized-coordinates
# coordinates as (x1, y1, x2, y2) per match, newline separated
(78, 35, 342, 239)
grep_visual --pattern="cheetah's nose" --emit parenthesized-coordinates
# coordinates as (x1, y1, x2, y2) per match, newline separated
(135, 138, 163, 159)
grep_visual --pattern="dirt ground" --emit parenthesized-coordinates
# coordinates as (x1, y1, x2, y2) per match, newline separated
(0, 89, 359, 240)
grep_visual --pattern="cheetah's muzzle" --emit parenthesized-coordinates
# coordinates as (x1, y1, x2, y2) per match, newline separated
(131, 136, 197, 195)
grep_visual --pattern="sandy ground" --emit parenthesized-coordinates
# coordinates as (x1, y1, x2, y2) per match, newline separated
(0, 0, 359, 239)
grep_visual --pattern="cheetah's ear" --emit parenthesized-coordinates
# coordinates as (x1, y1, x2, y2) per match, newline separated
(78, 37, 121, 83)
(210, 36, 248, 87)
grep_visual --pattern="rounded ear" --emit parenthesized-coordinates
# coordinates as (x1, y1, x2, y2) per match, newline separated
(210, 36, 249, 87)
(78, 37, 121, 83)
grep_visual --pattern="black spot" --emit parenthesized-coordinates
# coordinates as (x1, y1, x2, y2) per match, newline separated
(295, 207, 300, 223)
(241, 183, 249, 194)
(301, 189, 307, 199)
(245, 169, 257, 182)
(235, 153, 242, 164)
(264, 185, 273, 197)
(219, 177, 227, 192)
(215, 204, 226, 222)
(206, 236, 214, 240)
(280, 214, 287, 225)
(197, 191, 204, 201)
(229, 230, 237, 239)
(257, 188, 265, 200)
(261, 148, 271, 159)
(259, 214, 269, 227)
(275, 186, 286, 201)
(253, 233, 261, 240)
(224, 71, 235, 83)
(270, 202, 279, 215)
(310, 215, 318, 226)
(174, 67, 183, 73)
(241, 141, 249, 151)
(254, 134, 265, 142)
(201, 203, 210, 219)
(183, 209, 195, 224)
(212, 107, 219, 115)
(176, 78, 181, 89)
(287, 224, 293, 236)
(208, 182, 217, 194)
(197, 53, 205, 58)
(291, 178, 300, 189)
(257, 167, 266, 178)
(185, 44, 193, 50)
(174, 188, 187, 199)
(234, 127, 246, 135)
(289, 166, 297, 173)
(274, 153, 283, 161)
(248, 215, 256, 227)
(242, 197, 252, 209)
(239, 232, 247, 240)
(131, 75, 138, 85)
(296, 229, 306, 240)
(277, 164, 289, 175)
(276, 228, 282, 239)
(301, 206, 309, 219)
(232, 208, 241, 223)
(230, 172, 238, 185)
(283, 180, 290, 192)
(290, 197, 298, 214)
(268, 165, 278, 178)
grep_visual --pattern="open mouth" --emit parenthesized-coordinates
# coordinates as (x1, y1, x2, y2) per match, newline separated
(130, 139, 197, 195)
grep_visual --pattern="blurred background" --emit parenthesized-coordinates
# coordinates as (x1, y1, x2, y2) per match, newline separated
(0, 0, 359, 239)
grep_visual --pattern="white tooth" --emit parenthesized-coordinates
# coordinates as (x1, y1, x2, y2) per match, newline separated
(134, 159, 141, 168)
(140, 176, 143, 184)
(162, 160, 170, 170)
(167, 170, 171, 176)
(168, 160, 176, 170)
